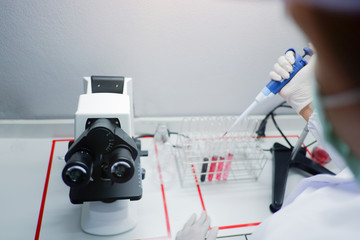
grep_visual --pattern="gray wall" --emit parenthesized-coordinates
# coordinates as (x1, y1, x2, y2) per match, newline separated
(1, 0, 307, 119)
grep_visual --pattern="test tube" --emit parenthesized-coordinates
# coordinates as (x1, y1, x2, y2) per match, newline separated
(223, 153, 233, 180)
(208, 156, 218, 182)
(200, 157, 209, 182)
(216, 156, 225, 181)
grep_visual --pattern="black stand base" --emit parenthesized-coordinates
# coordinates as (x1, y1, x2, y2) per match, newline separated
(270, 142, 334, 213)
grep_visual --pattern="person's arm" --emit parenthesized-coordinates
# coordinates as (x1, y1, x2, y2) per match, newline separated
(299, 103, 313, 121)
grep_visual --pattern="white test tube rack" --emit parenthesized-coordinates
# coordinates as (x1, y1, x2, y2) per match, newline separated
(174, 116, 269, 187)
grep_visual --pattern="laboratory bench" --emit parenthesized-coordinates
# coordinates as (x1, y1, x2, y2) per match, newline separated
(0, 116, 340, 240)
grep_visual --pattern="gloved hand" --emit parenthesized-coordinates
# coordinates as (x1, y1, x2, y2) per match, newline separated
(175, 212, 218, 240)
(269, 48, 316, 114)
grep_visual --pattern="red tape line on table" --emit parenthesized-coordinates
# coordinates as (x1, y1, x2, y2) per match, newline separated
(35, 139, 73, 240)
(153, 140, 172, 239)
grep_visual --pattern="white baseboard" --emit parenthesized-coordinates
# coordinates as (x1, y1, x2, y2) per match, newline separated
(0, 114, 306, 138)
(0, 119, 74, 138)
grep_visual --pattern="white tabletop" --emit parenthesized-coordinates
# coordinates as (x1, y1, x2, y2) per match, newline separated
(0, 117, 340, 240)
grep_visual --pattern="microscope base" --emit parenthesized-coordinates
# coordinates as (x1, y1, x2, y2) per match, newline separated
(81, 200, 136, 236)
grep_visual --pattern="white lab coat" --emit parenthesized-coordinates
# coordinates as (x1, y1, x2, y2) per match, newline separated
(250, 112, 360, 240)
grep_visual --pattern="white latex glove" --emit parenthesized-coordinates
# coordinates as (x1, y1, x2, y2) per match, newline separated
(269, 50, 316, 113)
(175, 212, 218, 240)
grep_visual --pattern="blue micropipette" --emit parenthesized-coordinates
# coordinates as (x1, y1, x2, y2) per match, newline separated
(222, 47, 313, 137)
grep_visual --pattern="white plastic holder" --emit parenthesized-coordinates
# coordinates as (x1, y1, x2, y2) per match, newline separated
(81, 200, 136, 236)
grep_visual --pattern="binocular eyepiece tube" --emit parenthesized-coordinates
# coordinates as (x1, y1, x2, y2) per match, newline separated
(62, 146, 136, 187)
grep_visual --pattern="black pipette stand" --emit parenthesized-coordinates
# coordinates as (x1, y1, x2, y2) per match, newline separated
(269, 127, 335, 213)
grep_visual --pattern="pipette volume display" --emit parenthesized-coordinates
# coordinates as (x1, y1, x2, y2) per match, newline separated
(223, 47, 313, 137)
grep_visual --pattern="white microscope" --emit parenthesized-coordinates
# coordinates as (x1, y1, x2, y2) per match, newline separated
(62, 76, 146, 235)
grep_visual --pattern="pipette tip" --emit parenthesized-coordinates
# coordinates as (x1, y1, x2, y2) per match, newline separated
(222, 132, 228, 138)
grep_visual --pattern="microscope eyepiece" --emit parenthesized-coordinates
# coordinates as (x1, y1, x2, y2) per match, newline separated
(111, 162, 132, 179)
(62, 151, 93, 187)
(108, 147, 135, 183)
(66, 166, 87, 183)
